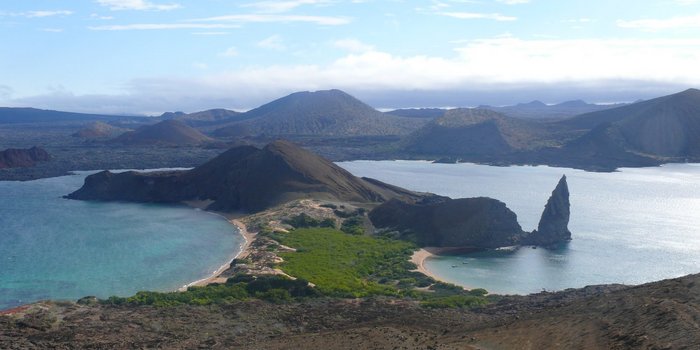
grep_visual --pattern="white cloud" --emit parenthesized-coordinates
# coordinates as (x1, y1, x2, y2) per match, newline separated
(90, 13, 114, 20)
(191, 14, 351, 26)
(24, 10, 73, 18)
(333, 38, 374, 52)
(438, 12, 517, 21)
(257, 35, 286, 50)
(221, 37, 700, 91)
(563, 18, 593, 23)
(496, 0, 530, 4)
(0, 85, 13, 101)
(89, 23, 240, 30)
(617, 14, 700, 30)
(96, 0, 181, 11)
(9, 37, 700, 113)
(241, 0, 333, 13)
(220, 47, 239, 57)
(40, 28, 64, 32)
(192, 31, 231, 36)
(192, 62, 208, 70)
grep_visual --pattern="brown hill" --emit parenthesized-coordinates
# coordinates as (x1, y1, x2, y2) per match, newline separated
(162, 109, 243, 129)
(212, 89, 427, 137)
(402, 108, 548, 157)
(66, 140, 423, 212)
(72, 122, 130, 139)
(560, 88, 700, 158)
(0, 147, 50, 169)
(111, 119, 214, 146)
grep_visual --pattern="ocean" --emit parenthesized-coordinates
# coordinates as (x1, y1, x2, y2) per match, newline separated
(339, 161, 700, 295)
(0, 170, 242, 310)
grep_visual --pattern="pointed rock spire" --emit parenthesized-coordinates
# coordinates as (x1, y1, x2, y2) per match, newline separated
(527, 175, 572, 247)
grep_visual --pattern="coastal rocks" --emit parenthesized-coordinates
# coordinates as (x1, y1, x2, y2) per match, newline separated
(0, 146, 50, 169)
(525, 175, 572, 246)
(370, 175, 573, 249)
(369, 196, 526, 249)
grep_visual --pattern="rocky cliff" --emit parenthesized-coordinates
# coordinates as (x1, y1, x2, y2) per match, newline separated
(369, 196, 526, 248)
(525, 175, 572, 246)
(0, 147, 50, 169)
(369, 175, 572, 249)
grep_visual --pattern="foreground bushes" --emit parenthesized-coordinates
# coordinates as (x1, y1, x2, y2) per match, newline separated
(103, 275, 319, 307)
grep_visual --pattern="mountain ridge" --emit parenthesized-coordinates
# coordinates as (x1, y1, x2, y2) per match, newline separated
(212, 89, 428, 137)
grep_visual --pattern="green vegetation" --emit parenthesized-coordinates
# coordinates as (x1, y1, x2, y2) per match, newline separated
(278, 228, 418, 297)
(103, 224, 488, 309)
(340, 216, 364, 235)
(284, 213, 336, 229)
(420, 295, 488, 309)
(102, 275, 319, 307)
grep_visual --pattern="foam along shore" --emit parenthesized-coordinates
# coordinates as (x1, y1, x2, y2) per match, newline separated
(180, 218, 256, 290)
(179, 200, 257, 290)
(410, 247, 480, 288)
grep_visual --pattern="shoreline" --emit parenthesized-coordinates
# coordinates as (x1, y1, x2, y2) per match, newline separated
(179, 218, 256, 290)
(410, 247, 479, 289)
(179, 201, 257, 290)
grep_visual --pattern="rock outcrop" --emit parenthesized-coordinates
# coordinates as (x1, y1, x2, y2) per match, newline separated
(0, 147, 50, 169)
(370, 175, 573, 249)
(369, 196, 526, 248)
(525, 175, 572, 246)
(66, 140, 424, 212)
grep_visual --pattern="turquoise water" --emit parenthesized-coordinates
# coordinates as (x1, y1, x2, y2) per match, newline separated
(339, 161, 700, 295)
(0, 171, 242, 310)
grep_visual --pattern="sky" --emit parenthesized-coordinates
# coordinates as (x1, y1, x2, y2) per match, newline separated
(1, 0, 700, 115)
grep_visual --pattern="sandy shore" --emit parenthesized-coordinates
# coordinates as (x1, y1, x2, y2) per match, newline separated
(181, 219, 256, 289)
(410, 247, 479, 288)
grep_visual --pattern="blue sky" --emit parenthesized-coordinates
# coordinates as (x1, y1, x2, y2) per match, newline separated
(1, 0, 700, 114)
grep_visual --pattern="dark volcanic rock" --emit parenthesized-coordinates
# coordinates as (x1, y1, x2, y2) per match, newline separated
(370, 175, 575, 249)
(0, 146, 50, 169)
(66, 140, 423, 212)
(369, 196, 526, 248)
(526, 175, 572, 246)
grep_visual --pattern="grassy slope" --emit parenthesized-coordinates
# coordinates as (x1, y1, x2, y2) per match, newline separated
(278, 228, 419, 297)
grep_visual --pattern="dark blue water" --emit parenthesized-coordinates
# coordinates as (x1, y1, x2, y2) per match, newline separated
(339, 161, 700, 294)
(0, 171, 242, 310)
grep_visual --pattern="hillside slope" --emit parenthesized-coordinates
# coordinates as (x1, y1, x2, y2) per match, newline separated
(72, 122, 130, 139)
(402, 108, 548, 157)
(3, 273, 699, 349)
(0, 147, 50, 169)
(111, 119, 214, 146)
(558, 88, 700, 159)
(66, 140, 424, 212)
